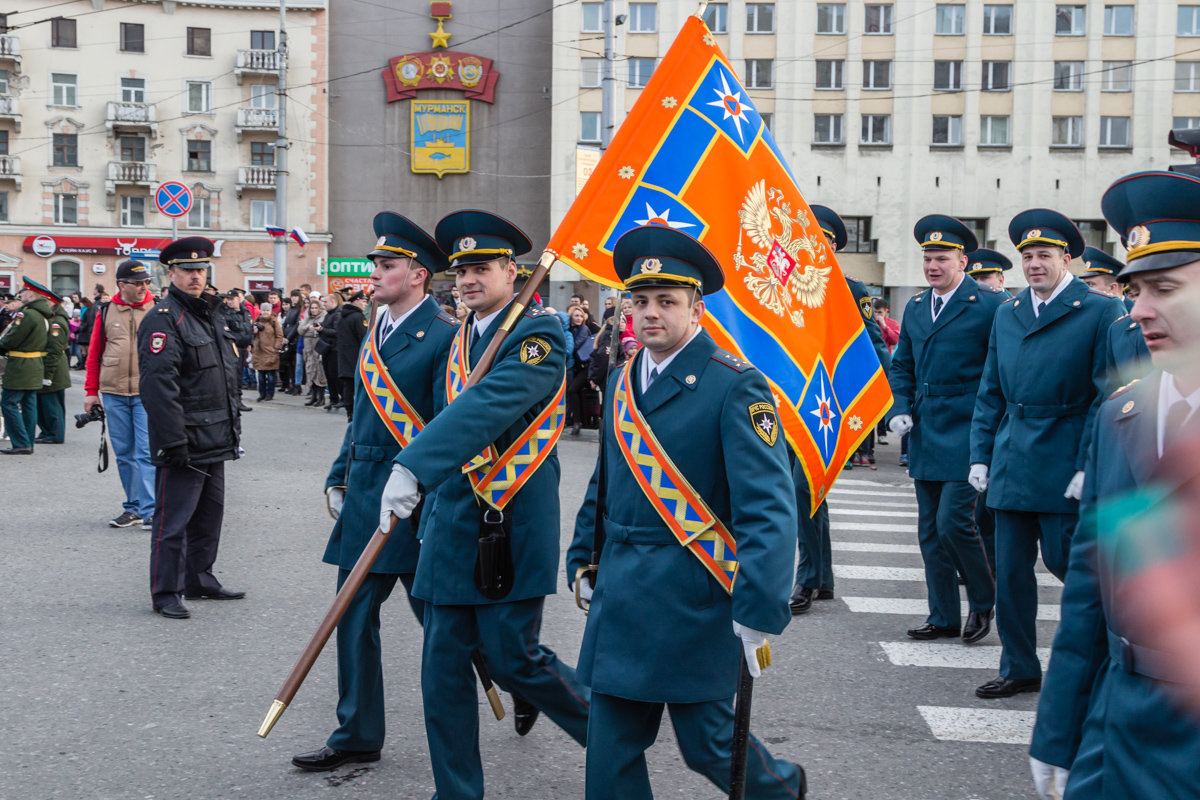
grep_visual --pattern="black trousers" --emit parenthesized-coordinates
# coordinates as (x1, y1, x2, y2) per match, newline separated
(566, 365, 590, 426)
(322, 351, 341, 404)
(278, 352, 295, 389)
(149, 461, 227, 605)
(340, 377, 355, 420)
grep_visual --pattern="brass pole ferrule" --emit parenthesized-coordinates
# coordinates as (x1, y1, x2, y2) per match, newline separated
(485, 686, 506, 720)
(257, 699, 287, 738)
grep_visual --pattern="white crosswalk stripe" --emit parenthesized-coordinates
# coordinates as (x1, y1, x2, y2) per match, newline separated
(841, 595, 1060, 621)
(829, 508, 919, 518)
(831, 522, 918, 534)
(832, 542, 921, 555)
(879, 641, 1051, 671)
(834, 563, 1061, 588)
(830, 488, 917, 499)
(918, 707, 1036, 745)
(834, 479, 913, 489)
(828, 498, 919, 509)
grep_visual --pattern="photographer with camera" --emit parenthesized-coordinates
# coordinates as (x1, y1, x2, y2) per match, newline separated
(84, 260, 156, 528)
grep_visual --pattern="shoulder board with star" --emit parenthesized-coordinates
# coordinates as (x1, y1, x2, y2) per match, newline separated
(912, 290, 928, 304)
(1086, 289, 1116, 300)
(1108, 378, 1141, 400)
(1110, 313, 1130, 327)
(1001, 296, 1016, 305)
(978, 284, 1003, 295)
(523, 305, 546, 319)
(434, 310, 458, 326)
(711, 349, 750, 373)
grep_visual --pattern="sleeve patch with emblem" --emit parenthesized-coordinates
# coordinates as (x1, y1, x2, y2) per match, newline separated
(749, 401, 779, 446)
(149, 331, 167, 354)
(519, 336, 551, 365)
(859, 296, 874, 320)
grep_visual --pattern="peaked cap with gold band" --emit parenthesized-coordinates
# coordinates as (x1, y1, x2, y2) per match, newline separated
(434, 209, 532, 271)
(810, 204, 848, 252)
(159, 236, 215, 270)
(1079, 246, 1125, 278)
(1102, 170, 1200, 278)
(22, 276, 61, 303)
(613, 224, 725, 295)
(1007, 208, 1085, 258)
(913, 214, 978, 252)
(966, 247, 1012, 276)
(366, 210, 447, 271)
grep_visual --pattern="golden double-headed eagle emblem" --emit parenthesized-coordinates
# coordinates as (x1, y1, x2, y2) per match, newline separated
(734, 180, 832, 328)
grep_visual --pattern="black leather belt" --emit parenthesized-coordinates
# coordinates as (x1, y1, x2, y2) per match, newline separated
(1006, 402, 1089, 419)
(922, 381, 979, 397)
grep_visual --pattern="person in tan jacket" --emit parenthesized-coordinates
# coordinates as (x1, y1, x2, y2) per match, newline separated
(251, 307, 284, 401)
(84, 260, 157, 528)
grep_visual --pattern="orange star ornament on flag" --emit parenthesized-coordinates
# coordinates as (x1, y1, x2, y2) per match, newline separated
(547, 14, 892, 513)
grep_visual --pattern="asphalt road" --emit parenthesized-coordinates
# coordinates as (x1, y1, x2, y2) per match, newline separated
(0, 377, 1051, 799)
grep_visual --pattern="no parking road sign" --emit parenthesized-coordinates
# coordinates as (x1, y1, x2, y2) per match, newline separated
(155, 181, 193, 218)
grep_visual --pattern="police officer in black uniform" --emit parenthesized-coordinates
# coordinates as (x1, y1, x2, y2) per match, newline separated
(138, 237, 245, 619)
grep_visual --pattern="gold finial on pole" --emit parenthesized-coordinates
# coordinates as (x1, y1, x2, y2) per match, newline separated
(257, 699, 287, 738)
(695, 1, 710, 17)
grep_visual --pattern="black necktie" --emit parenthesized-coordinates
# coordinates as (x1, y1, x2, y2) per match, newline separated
(470, 326, 480, 348)
(647, 366, 659, 389)
(932, 296, 943, 317)
(1037, 301, 1047, 317)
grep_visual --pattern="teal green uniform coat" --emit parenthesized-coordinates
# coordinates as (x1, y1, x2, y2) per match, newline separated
(569, 331, 797, 703)
(40, 305, 71, 392)
(970, 279, 1125, 512)
(0, 298, 50, 390)
(888, 275, 1005, 480)
(323, 296, 458, 574)
(1030, 374, 1200, 797)
(396, 300, 567, 605)
(1104, 314, 1151, 394)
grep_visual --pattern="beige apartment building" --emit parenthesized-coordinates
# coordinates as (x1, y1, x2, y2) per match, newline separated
(0, 0, 328, 300)
(550, 0, 1200, 302)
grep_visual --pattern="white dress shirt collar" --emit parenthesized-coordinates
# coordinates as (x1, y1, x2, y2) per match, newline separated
(930, 275, 963, 321)
(1031, 271, 1074, 317)
(1157, 371, 1200, 458)
(640, 326, 702, 393)
(379, 296, 426, 343)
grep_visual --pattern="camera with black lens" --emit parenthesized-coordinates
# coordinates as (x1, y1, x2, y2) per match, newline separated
(75, 406, 105, 429)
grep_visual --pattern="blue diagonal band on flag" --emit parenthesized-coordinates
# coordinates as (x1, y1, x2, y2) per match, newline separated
(799, 359, 842, 467)
(602, 185, 707, 252)
(688, 61, 761, 156)
(703, 290, 808, 406)
(642, 110, 716, 195)
(762, 131, 797, 186)
(831, 328, 881, 406)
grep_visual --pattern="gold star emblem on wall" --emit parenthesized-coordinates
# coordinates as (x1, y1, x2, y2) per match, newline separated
(429, 1, 453, 48)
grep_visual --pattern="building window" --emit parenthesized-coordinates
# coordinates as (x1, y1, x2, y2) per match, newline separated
(1176, 62, 1200, 92)
(121, 195, 146, 227)
(702, 3, 728, 33)
(0, 14, 8, 34)
(0, 191, 8, 222)
(628, 3, 656, 33)
(54, 193, 78, 224)
(1099, 116, 1131, 148)
(580, 111, 601, 143)
(982, 5, 1012, 34)
(250, 30, 275, 50)
(186, 27, 211, 56)
(119, 135, 145, 162)
(51, 73, 78, 106)
(1054, 61, 1084, 91)
(982, 61, 1011, 91)
(0, 70, 9, 95)
(745, 59, 773, 89)
(250, 199, 275, 229)
(843, 217, 875, 253)
(1174, 116, 1200, 129)
(1056, 6, 1086, 35)
(628, 58, 655, 88)
(52, 133, 78, 166)
(250, 84, 276, 108)
(863, 60, 892, 90)
(121, 77, 145, 104)
(760, 112, 774, 135)
(186, 81, 212, 113)
(932, 115, 963, 146)
(813, 113, 844, 144)
(187, 139, 211, 171)
(187, 195, 211, 229)
(250, 141, 275, 166)
(1180, 6, 1200, 36)
(1102, 61, 1132, 92)
(816, 4, 846, 34)
(815, 60, 844, 90)
(120, 22, 145, 53)
(865, 4, 893, 33)
(51, 260, 81, 294)
(580, 58, 603, 89)
(581, 2, 602, 32)
(1051, 115, 1084, 147)
(746, 3, 775, 33)
(0, 130, 8, 155)
(935, 5, 965, 35)
(980, 115, 1011, 145)
(51, 17, 77, 48)
(1103, 5, 1133, 36)
(861, 114, 891, 145)
(934, 61, 963, 91)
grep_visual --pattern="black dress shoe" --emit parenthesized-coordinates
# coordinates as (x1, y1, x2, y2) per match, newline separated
(906, 623, 961, 640)
(34, 437, 63, 444)
(789, 585, 814, 615)
(796, 762, 808, 799)
(292, 745, 381, 772)
(975, 676, 1041, 699)
(513, 696, 540, 736)
(153, 600, 190, 619)
(0, 447, 33, 455)
(962, 609, 993, 644)
(238, 402, 253, 412)
(816, 588, 835, 600)
(185, 586, 246, 600)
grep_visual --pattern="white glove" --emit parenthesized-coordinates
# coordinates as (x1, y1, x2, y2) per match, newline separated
(326, 486, 345, 520)
(1064, 470, 1085, 500)
(968, 463, 989, 493)
(888, 414, 913, 436)
(379, 464, 421, 529)
(732, 621, 768, 679)
(1030, 756, 1070, 800)
(578, 578, 594, 602)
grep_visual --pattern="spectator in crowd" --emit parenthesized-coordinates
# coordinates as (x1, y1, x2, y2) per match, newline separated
(299, 296, 327, 406)
(67, 307, 81, 368)
(875, 298, 900, 353)
(252, 307, 284, 401)
(280, 294, 301, 395)
(222, 290, 255, 413)
(75, 296, 96, 369)
(565, 304, 593, 436)
(316, 293, 344, 411)
(335, 291, 368, 421)
(267, 290, 283, 315)
(84, 260, 156, 528)
(454, 302, 468, 322)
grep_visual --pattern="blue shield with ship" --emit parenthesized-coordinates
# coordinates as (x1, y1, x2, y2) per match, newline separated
(411, 100, 470, 178)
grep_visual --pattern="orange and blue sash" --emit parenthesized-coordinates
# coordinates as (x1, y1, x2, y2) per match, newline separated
(359, 322, 425, 447)
(611, 358, 739, 594)
(446, 321, 566, 510)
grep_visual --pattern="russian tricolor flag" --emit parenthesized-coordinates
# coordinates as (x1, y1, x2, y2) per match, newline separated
(265, 225, 287, 237)
(289, 226, 309, 247)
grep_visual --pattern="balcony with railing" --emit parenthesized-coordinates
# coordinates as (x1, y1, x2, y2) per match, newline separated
(105, 101, 157, 136)
(235, 106, 278, 140)
(0, 35, 21, 66)
(105, 161, 156, 195)
(235, 49, 285, 83)
(0, 95, 20, 132)
(0, 154, 21, 189)
(236, 164, 276, 196)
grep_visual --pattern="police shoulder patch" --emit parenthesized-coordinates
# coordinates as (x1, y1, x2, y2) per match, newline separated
(149, 331, 167, 354)
(518, 335, 551, 365)
(749, 401, 779, 446)
(859, 296, 874, 320)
